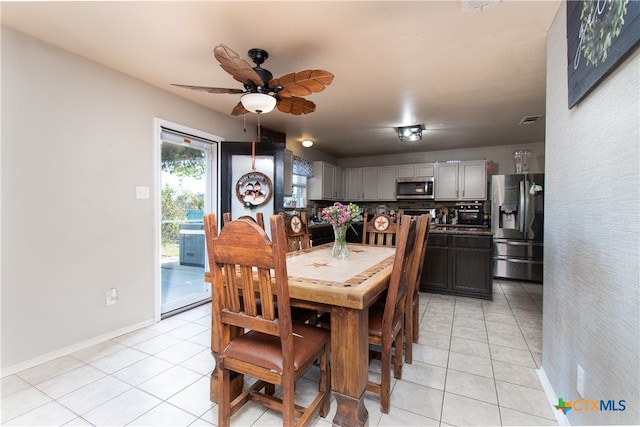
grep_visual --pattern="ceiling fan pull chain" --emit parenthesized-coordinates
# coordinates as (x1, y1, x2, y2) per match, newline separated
(252, 113, 262, 170)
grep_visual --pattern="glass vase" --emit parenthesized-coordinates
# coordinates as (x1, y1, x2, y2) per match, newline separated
(332, 224, 348, 260)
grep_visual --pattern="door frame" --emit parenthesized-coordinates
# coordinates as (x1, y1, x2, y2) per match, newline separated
(153, 118, 223, 321)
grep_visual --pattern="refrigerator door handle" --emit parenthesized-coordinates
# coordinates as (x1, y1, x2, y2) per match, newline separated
(519, 180, 526, 234)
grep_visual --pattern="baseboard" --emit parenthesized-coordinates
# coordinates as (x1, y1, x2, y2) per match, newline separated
(0, 318, 156, 378)
(537, 367, 571, 426)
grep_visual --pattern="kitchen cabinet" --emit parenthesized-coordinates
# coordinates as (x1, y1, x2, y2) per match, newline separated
(415, 163, 435, 177)
(309, 161, 343, 200)
(421, 234, 449, 291)
(395, 163, 435, 179)
(397, 165, 415, 178)
(346, 167, 376, 200)
(434, 163, 459, 200)
(450, 235, 492, 297)
(284, 149, 293, 197)
(345, 167, 378, 201)
(345, 168, 361, 200)
(309, 222, 363, 246)
(309, 224, 334, 246)
(434, 160, 487, 201)
(459, 161, 487, 200)
(376, 166, 397, 200)
(421, 232, 493, 299)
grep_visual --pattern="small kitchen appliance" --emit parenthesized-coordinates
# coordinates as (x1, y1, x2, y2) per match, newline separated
(457, 203, 484, 225)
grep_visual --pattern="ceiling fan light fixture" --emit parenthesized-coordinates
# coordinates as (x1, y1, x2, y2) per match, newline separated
(241, 93, 277, 114)
(397, 125, 423, 142)
(301, 140, 314, 148)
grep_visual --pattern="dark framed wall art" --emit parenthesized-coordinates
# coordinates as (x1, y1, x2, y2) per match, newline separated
(567, 0, 640, 108)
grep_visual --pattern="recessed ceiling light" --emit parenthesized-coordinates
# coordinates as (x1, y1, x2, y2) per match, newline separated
(301, 140, 314, 147)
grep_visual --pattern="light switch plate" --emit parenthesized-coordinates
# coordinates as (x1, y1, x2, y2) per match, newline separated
(136, 186, 150, 199)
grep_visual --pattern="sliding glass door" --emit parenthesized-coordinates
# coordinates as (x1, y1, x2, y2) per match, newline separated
(160, 127, 217, 316)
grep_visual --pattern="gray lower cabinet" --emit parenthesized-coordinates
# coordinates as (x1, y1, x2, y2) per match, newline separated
(421, 233, 493, 299)
(309, 223, 363, 246)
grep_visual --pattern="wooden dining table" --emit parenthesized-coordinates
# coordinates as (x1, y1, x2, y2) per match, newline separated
(205, 242, 396, 427)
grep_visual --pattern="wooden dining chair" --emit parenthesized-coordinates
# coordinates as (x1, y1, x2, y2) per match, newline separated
(361, 212, 398, 247)
(222, 211, 265, 229)
(403, 214, 432, 364)
(367, 215, 417, 414)
(279, 211, 323, 324)
(205, 213, 331, 427)
(283, 212, 311, 252)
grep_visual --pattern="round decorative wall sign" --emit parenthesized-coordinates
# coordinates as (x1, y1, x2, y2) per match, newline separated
(235, 171, 273, 208)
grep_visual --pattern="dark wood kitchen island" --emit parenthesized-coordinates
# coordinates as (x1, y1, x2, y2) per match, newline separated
(421, 225, 494, 300)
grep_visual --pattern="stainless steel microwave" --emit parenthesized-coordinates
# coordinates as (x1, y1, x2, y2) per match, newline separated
(396, 177, 435, 200)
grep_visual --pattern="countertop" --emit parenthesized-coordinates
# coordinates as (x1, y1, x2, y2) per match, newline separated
(311, 222, 493, 236)
(430, 224, 493, 236)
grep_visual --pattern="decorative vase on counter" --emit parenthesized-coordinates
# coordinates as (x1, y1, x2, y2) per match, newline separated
(332, 224, 348, 260)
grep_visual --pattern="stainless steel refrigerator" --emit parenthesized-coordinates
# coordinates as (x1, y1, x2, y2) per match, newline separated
(491, 174, 544, 282)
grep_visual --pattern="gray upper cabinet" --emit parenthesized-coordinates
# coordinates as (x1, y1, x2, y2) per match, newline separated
(345, 163, 436, 201)
(346, 167, 377, 200)
(459, 160, 487, 200)
(415, 163, 435, 177)
(376, 166, 398, 200)
(435, 163, 459, 200)
(309, 161, 343, 200)
(396, 163, 435, 178)
(435, 160, 487, 201)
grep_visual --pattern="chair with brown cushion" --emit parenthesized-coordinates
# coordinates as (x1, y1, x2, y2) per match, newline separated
(361, 212, 398, 247)
(223, 211, 265, 229)
(367, 215, 417, 414)
(403, 214, 432, 364)
(205, 213, 331, 427)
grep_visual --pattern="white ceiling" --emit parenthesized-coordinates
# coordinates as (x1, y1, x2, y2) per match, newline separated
(1, 0, 561, 158)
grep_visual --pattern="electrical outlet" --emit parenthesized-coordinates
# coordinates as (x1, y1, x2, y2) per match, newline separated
(106, 288, 118, 306)
(577, 365, 585, 398)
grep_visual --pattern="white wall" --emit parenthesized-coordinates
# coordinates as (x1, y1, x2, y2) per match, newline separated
(0, 26, 248, 371)
(543, 5, 639, 425)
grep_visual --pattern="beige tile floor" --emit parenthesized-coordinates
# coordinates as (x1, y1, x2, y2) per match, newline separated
(2, 280, 558, 426)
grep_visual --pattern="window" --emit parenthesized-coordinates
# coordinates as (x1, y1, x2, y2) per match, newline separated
(291, 174, 307, 207)
(286, 156, 313, 208)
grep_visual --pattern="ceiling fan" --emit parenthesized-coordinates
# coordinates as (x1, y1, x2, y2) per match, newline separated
(173, 44, 334, 116)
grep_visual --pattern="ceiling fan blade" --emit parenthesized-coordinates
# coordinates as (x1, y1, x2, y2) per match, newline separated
(276, 96, 316, 115)
(171, 84, 244, 94)
(270, 70, 334, 97)
(214, 44, 264, 87)
(231, 101, 249, 116)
